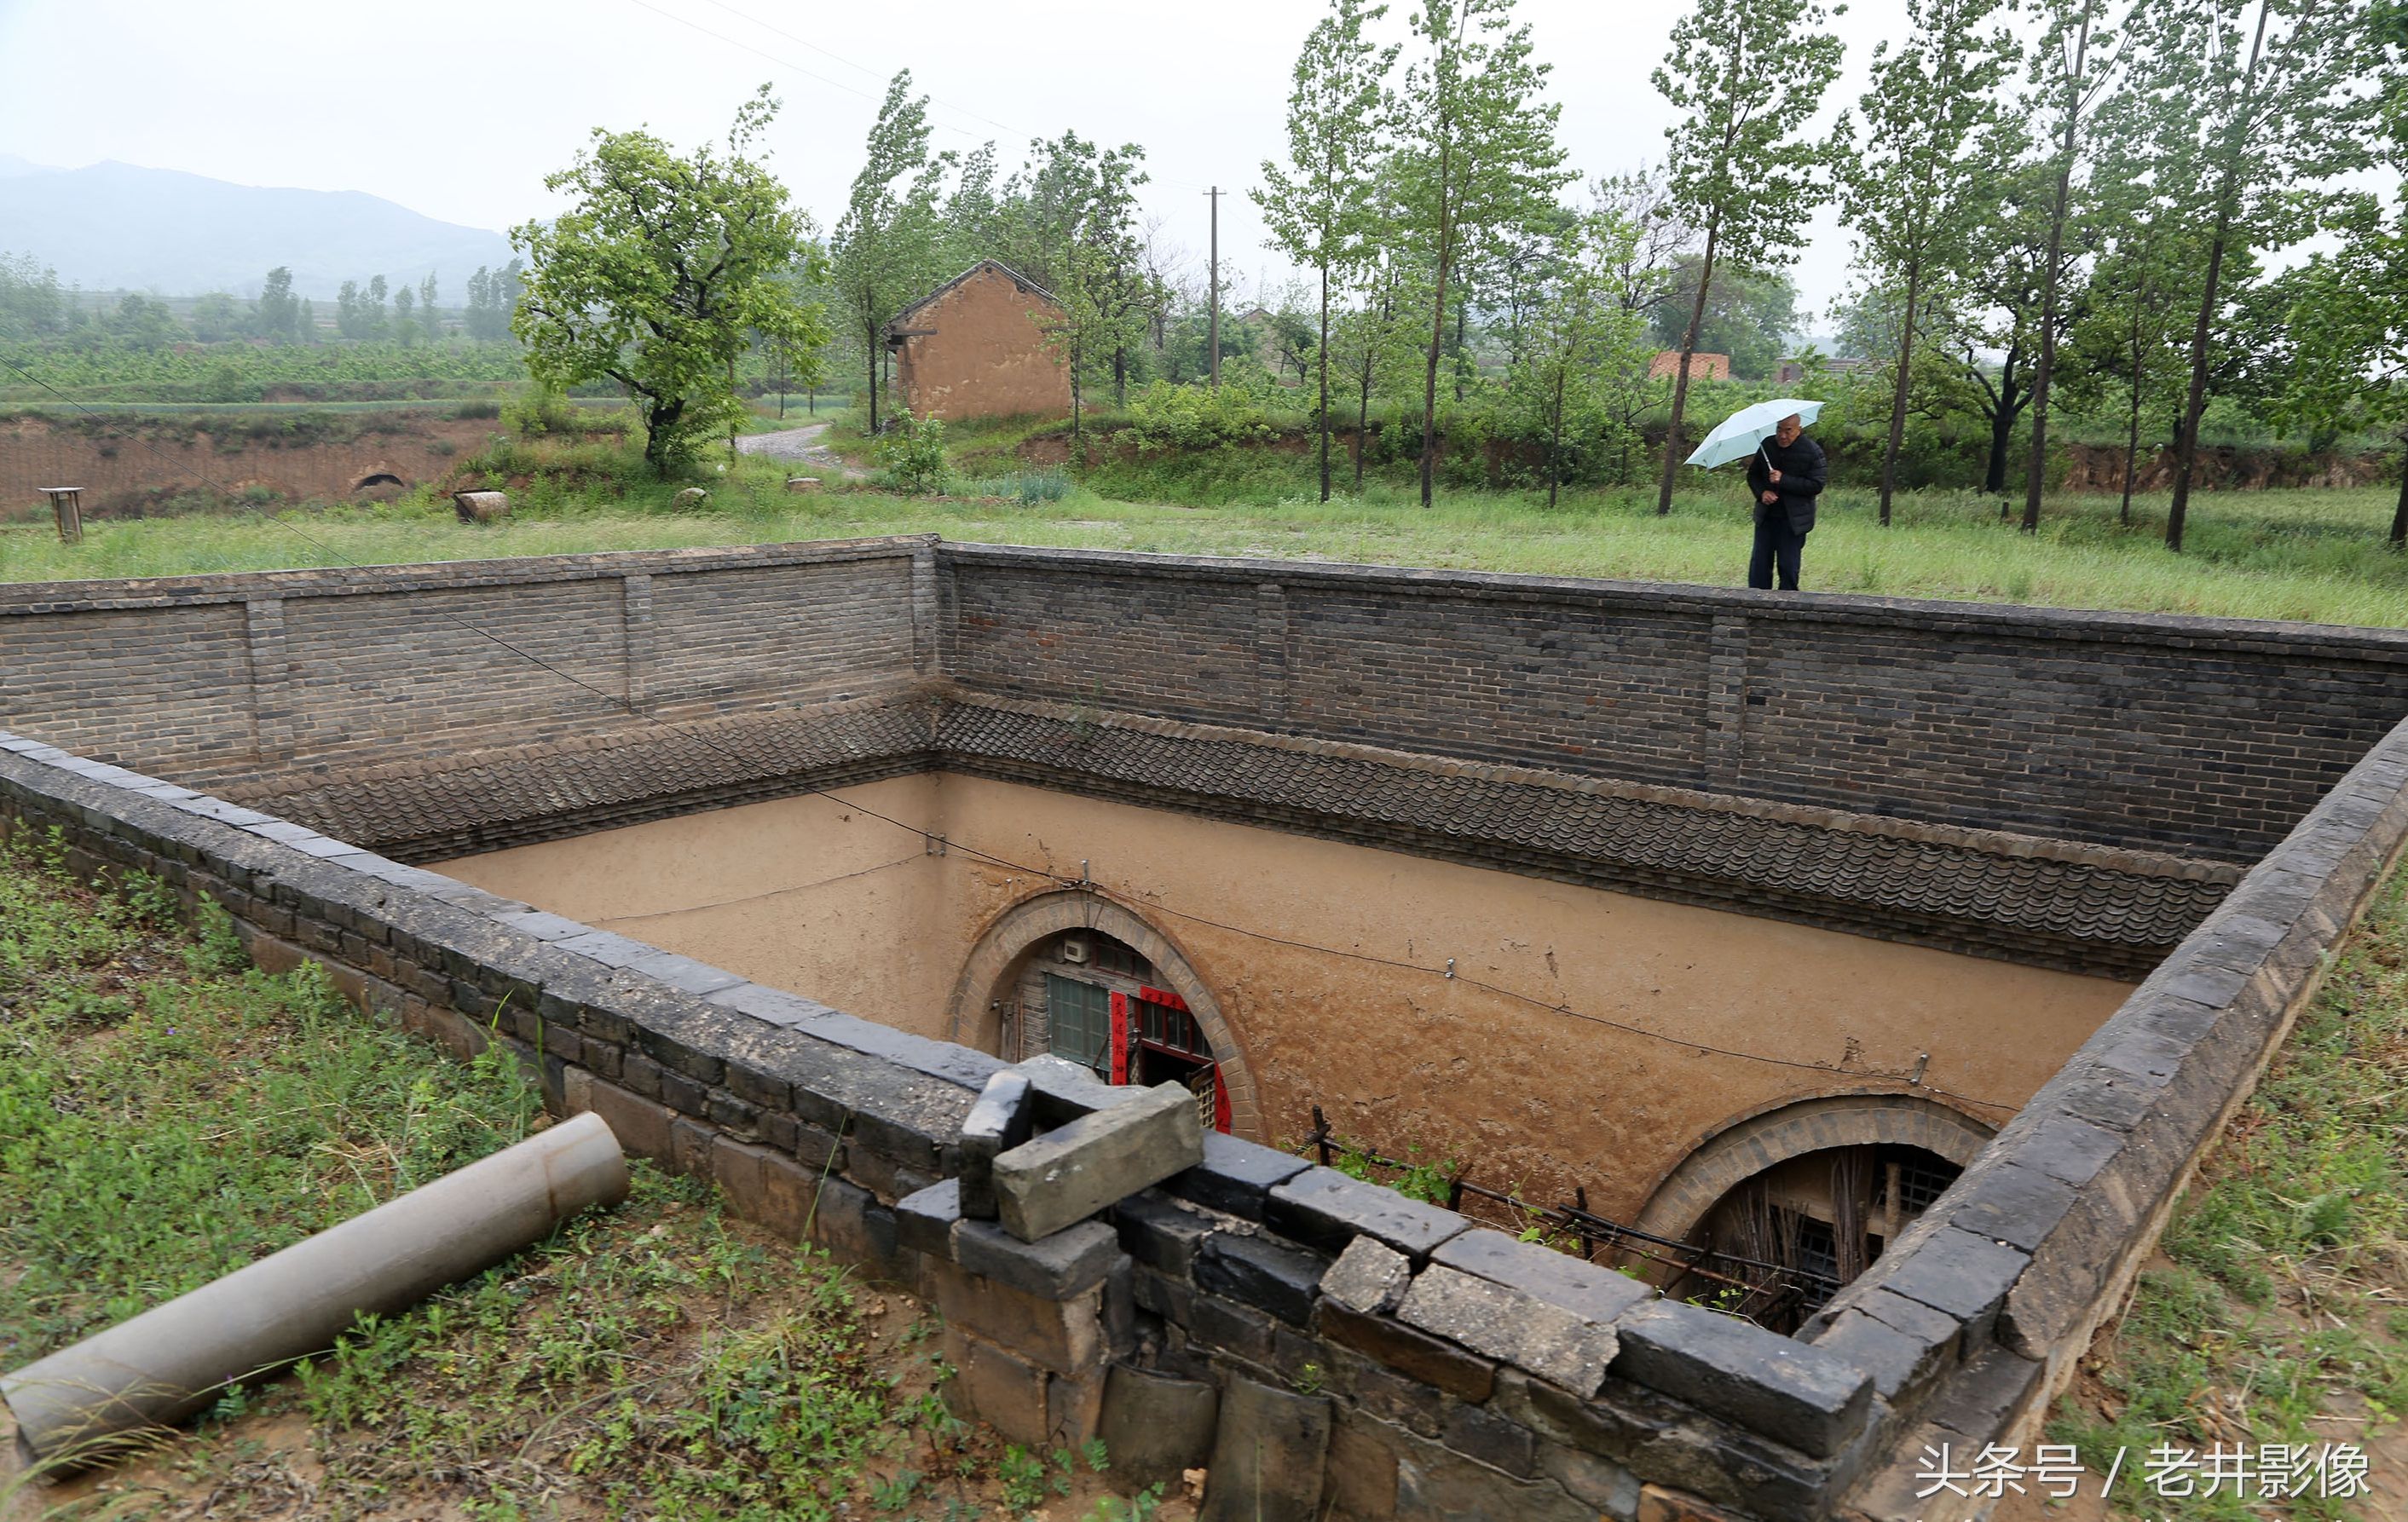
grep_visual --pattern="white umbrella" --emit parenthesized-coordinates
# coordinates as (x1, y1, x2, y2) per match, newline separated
(1683, 398, 1825, 469)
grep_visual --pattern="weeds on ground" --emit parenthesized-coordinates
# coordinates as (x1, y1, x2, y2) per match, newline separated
(0, 827, 1168, 1521)
(2045, 865, 2408, 1519)
(0, 827, 542, 1364)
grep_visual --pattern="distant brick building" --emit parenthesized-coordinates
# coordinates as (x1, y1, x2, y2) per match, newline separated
(1649, 350, 1730, 382)
(883, 261, 1072, 422)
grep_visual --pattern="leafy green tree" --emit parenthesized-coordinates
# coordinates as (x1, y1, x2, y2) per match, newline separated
(2132, 0, 2380, 550)
(464, 260, 524, 342)
(2268, 193, 2407, 545)
(419, 274, 441, 342)
(188, 291, 243, 343)
(1021, 134, 1154, 440)
(1651, 0, 1845, 513)
(1944, 140, 2053, 498)
(0, 252, 65, 339)
(1509, 208, 1649, 505)
(1835, 0, 2014, 524)
(391, 281, 418, 345)
(513, 86, 829, 472)
(1256, 0, 1398, 501)
(941, 141, 1004, 274)
(1389, 0, 1573, 507)
(251, 266, 303, 343)
(832, 72, 950, 433)
(1593, 166, 1696, 327)
(108, 291, 182, 350)
(2064, 69, 2213, 523)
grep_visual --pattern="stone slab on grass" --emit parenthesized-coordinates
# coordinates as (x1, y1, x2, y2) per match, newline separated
(992, 1081, 1203, 1243)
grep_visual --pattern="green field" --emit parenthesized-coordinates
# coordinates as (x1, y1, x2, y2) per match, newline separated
(2, 429, 2402, 630)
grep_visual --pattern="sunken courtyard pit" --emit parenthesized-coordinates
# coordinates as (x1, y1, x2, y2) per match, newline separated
(3, 535, 2405, 1519)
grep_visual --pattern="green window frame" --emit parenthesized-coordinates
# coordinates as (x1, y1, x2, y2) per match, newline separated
(1045, 973, 1114, 1075)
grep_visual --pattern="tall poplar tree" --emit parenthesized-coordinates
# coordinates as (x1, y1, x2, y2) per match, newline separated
(1835, 0, 2013, 526)
(833, 72, 948, 434)
(1651, 0, 1843, 515)
(1389, 0, 1571, 508)
(2017, 0, 2117, 531)
(1256, 0, 1398, 502)
(2134, 0, 2377, 551)
(1510, 208, 1649, 508)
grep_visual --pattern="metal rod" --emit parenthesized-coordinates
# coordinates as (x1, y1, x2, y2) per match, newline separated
(1301, 1118, 1839, 1301)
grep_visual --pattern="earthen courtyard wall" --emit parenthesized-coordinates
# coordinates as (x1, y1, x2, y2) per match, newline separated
(436, 772, 2132, 1216)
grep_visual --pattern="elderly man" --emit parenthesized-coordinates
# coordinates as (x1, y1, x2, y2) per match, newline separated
(1745, 412, 1827, 591)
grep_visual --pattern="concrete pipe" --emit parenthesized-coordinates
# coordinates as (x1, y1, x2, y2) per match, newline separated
(2, 1110, 628, 1467)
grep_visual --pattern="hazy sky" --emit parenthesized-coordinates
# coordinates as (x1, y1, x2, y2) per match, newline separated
(0, 0, 1915, 329)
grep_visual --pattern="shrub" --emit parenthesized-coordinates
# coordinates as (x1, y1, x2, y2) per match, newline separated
(873, 408, 950, 494)
(1118, 366, 1284, 453)
(501, 382, 580, 438)
(956, 469, 1071, 504)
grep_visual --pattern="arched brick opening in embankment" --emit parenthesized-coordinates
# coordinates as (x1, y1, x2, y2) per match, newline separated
(1631, 1091, 1997, 1316)
(945, 888, 1262, 1140)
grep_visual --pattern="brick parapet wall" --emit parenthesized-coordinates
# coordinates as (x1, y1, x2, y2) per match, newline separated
(0, 535, 934, 781)
(0, 730, 1896, 1520)
(938, 544, 2408, 861)
(9, 536, 2405, 862)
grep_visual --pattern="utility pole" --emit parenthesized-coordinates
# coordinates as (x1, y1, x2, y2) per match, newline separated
(1206, 185, 1221, 389)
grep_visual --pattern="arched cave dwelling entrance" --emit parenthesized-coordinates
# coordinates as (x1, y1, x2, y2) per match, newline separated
(946, 891, 1258, 1139)
(1632, 1093, 1995, 1331)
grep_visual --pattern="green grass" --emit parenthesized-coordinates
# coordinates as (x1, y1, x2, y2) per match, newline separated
(0, 830, 1156, 1521)
(2043, 862, 2408, 1520)
(2, 427, 2403, 628)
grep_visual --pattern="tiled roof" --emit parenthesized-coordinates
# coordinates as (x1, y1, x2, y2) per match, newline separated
(224, 696, 2232, 976)
(933, 705, 2229, 975)
(222, 701, 933, 859)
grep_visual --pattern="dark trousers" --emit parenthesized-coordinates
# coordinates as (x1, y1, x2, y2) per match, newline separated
(1748, 514, 1807, 591)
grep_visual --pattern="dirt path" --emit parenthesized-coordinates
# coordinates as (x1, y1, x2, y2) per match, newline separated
(736, 421, 865, 480)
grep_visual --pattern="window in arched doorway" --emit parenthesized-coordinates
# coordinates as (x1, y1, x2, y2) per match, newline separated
(1695, 1144, 1962, 1332)
(1017, 929, 1230, 1133)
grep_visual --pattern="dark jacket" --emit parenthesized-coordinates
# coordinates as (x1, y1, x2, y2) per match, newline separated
(1746, 433, 1828, 534)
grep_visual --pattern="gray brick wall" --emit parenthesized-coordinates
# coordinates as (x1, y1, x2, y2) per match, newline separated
(0, 537, 936, 785)
(939, 547, 2408, 863)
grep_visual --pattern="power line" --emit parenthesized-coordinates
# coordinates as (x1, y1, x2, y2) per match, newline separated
(593, 850, 921, 925)
(0, 355, 2012, 1114)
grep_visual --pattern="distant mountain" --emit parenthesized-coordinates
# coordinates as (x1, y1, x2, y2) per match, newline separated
(0, 161, 517, 299)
